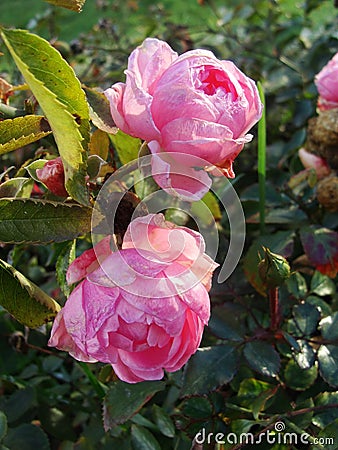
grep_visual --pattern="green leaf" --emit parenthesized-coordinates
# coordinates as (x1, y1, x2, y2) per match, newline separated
(310, 271, 336, 297)
(152, 405, 175, 438)
(207, 304, 245, 341)
(1, 28, 90, 205)
(319, 312, 338, 342)
(238, 378, 273, 407)
(25, 159, 48, 182)
(3, 424, 50, 450)
(0, 198, 92, 244)
(55, 240, 76, 297)
(318, 419, 338, 450)
(312, 392, 338, 429)
(131, 425, 161, 450)
(286, 272, 308, 299)
(0, 115, 51, 155)
(284, 359, 318, 390)
(0, 177, 33, 198)
(318, 345, 338, 387)
(109, 130, 141, 165)
(2, 387, 36, 423)
(292, 303, 320, 336)
(0, 259, 60, 327)
(181, 344, 239, 395)
(84, 86, 117, 134)
(243, 341, 281, 377)
(103, 381, 165, 430)
(0, 412, 7, 441)
(293, 340, 316, 370)
(179, 397, 212, 419)
(44, 0, 86, 12)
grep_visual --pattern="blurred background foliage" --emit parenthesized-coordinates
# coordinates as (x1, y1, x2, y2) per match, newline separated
(0, 1, 338, 449)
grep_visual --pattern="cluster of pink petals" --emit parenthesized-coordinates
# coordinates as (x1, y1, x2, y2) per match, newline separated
(315, 52, 338, 111)
(105, 38, 263, 199)
(48, 214, 218, 383)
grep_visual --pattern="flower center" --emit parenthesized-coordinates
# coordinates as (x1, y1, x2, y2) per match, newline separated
(194, 66, 237, 98)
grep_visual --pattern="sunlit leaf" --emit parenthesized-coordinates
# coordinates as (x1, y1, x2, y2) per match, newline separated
(44, 0, 86, 12)
(84, 86, 117, 134)
(109, 130, 141, 165)
(318, 345, 338, 387)
(0, 259, 60, 327)
(181, 344, 239, 395)
(0, 198, 92, 244)
(0, 115, 51, 155)
(284, 359, 318, 390)
(243, 341, 280, 377)
(1, 28, 90, 205)
(0, 177, 33, 198)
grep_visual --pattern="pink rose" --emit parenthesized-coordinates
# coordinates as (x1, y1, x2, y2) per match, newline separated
(298, 148, 331, 179)
(36, 157, 68, 197)
(315, 53, 338, 111)
(105, 38, 263, 198)
(48, 213, 217, 383)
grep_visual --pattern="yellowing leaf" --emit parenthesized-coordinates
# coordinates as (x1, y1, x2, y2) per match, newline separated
(44, 0, 86, 12)
(1, 28, 90, 205)
(0, 115, 51, 155)
(0, 258, 61, 328)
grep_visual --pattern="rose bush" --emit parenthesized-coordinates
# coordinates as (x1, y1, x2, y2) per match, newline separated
(105, 38, 263, 199)
(315, 52, 338, 111)
(49, 213, 217, 383)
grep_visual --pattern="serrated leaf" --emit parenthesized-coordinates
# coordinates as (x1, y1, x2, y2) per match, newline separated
(0, 198, 92, 244)
(0, 259, 60, 327)
(284, 359, 318, 390)
(109, 130, 141, 165)
(300, 226, 338, 278)
(0, 115, 51, 155)
(310, 271, 336, 297)
(131, 425, 161, 450)
(286, 272, 308, 299)
(294, 340, 316, 370)
(89, 128, 109, 159)
(312, 392, 338, 429)
(243, 341, 281, 377)
(152, 405, 175, 438)
(25, 159, 48, 182)
(320, 312, 338, 342)
(318, 345, 338, 387)
(44, 0, 86, 12)
(0, 411, 7, 441)
(292, 303, 320, 336)
(3, 424, 49, 450)
(181, 344, 239, 395)
(0, 177, 33, 198)
(1, 28, 90, 205)
(208, 304, 245, 341)
(83, 86, 117, 134)
(103, 381, 165, 430)
(56, 240, 76, 297)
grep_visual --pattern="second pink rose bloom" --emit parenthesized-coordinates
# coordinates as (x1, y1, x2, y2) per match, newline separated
(105, 38, 263, 199)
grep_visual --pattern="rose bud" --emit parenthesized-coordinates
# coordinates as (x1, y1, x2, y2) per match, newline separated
(36, 157, 68, 197)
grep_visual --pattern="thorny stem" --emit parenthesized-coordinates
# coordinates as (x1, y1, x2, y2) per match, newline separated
(269, 287, 280, 331)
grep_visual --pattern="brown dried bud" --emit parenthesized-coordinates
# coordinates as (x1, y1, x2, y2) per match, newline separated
(317, 175, 338, 212)
(306, 109, 338, 170)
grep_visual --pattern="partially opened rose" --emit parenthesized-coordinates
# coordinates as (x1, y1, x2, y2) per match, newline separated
(105, 38, 263, 198)
(48, 214, 217, 383)
(315, 53, 338, 111)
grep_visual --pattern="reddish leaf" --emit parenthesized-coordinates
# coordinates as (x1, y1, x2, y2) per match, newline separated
(300, 227, 338, 278)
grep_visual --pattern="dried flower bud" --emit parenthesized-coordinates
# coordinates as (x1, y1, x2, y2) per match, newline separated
(36, 157, 68, 197)
(317, 175, 338, 212)
(258, 247, 290, 289)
